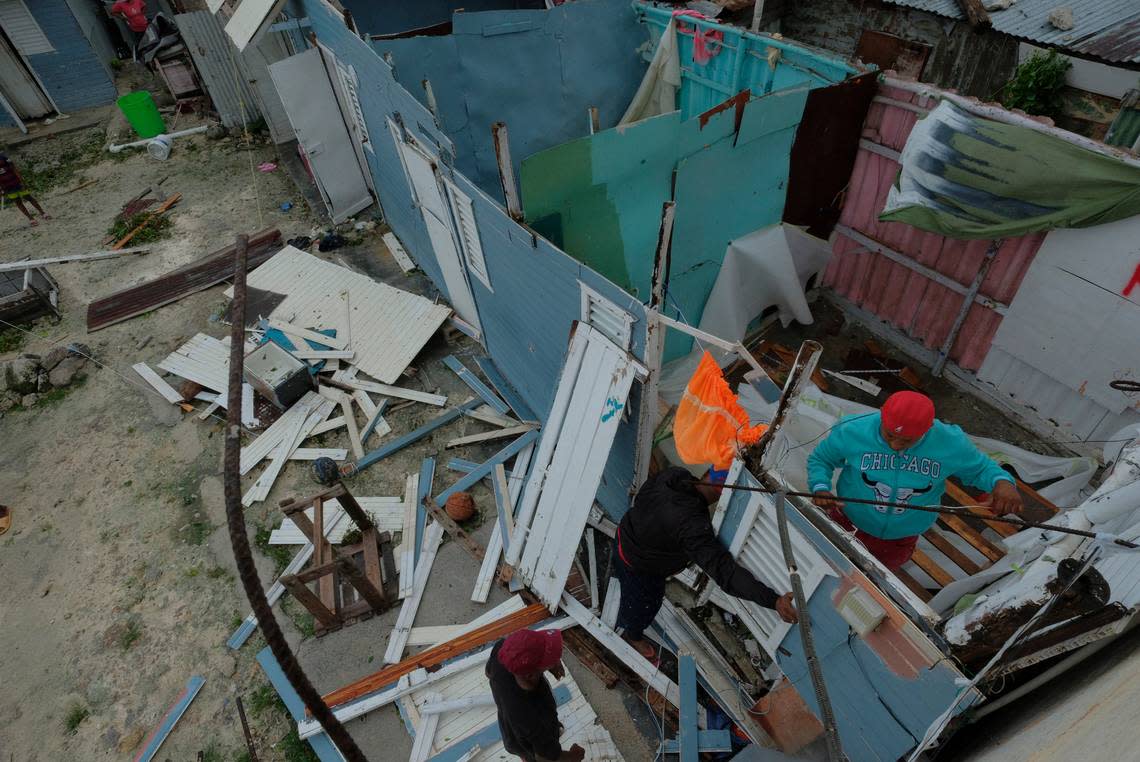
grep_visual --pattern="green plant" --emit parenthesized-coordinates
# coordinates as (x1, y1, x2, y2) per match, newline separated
(105, 209, 175, 245)
(64, 703, 89, 734)
(279, 727, 320, 762)
(119, 619, 142, 651)
(0, 326, 25, 353)
(1002, 50, 1072, 120)
(247, 683, 278, 716)
(254, 525, 294, 572)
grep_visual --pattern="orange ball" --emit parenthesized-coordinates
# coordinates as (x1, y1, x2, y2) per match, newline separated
(445, 492, 476, 522)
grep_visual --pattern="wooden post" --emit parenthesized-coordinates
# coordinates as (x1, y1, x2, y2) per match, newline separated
(587, 106, 600, 135)
(955, 0, 991, 28)
(491, 122, 524, 222)
(281, 574, 340, 630)
(634, 201, 675, 487)
(337, 556, 388, 611)
(750, 0, 765, 32)
(422, 79, 440, 125)
(932, 239, 1001, 377)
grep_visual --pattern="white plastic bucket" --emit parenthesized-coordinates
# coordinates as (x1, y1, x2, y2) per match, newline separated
(147, 134, 172, 161)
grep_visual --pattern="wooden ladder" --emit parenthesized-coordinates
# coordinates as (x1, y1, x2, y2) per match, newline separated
(894, 478, 1061, 602)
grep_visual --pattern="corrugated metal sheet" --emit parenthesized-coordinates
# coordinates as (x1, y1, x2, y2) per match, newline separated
(174, 11, 263, 129)
(822, 83, 1046, 371)
(887, 0, 1140, 63)
(229, 246, 453, 384)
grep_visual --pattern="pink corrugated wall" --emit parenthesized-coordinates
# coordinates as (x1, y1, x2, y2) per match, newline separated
(823, 84, 1046, 371)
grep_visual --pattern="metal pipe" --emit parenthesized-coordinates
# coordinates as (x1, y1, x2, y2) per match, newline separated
(932, 239, 1002, 377)
(748, 340, 823, 472)
(108, 125, 209, 153)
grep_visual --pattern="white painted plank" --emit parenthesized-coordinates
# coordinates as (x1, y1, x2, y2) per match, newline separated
(288, 448, 348, 460)
(239, 391, 324, 474)
(133, 362, 183, 404)
(340, 377, 446, 407)
(399, 473, 418, 600)
(292, 349, 355, 360)
(561, 594, 680, 707)
(0, 246, 148, 272)
(405, 595, 526, 647)
(242, 402, 331, 506)
(197, 400, 221, 420)
(446, 424, 537, 449)
(383, 232, 416, 273)
(410, 692, 441, 762)
(471, 444, 533, 603)
(601, 577, 620, 628)
(463, 405, 523, 428)
(385, 522, 445, 664)
(241, 383, 259, 428)
(309, 415, 346, 437)
(269, 497, 404, 544)
(341, 396, 364, 460)
(266, 318, 349, 350)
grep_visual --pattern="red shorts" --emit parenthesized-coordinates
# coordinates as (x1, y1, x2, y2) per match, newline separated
(827, 508, 918, 571)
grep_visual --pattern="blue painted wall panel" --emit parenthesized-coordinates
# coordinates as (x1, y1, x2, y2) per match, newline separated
(341, 0, 544, 36)
(0, 0, 116, 126)
(372, 0, 647, 198)
(299, 0, 646, 518)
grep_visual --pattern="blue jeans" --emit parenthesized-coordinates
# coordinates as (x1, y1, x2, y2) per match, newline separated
(611, 538, 666, 641)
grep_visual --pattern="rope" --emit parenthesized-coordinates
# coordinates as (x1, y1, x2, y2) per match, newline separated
(222, 235, 365, 760)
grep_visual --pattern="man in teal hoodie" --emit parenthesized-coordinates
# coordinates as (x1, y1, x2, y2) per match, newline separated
(807, 391, 1021, 569)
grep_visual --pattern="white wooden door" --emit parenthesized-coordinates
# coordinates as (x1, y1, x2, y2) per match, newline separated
(0, 29, 50, 119)
(268, 48, 372, 223)
(388, 119, 483, 335)
(512, 323, 646, 609)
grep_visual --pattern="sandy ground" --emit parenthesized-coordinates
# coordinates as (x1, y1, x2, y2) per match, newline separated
(0, 92, 657, 760)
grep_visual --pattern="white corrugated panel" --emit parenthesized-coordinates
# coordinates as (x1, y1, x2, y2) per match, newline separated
(729, 489, 834, 657)
(225, 246, 452, 384)
(0, 0, 52, 54)
(269, 497, 404, 543)
(174, 11, 263, 129)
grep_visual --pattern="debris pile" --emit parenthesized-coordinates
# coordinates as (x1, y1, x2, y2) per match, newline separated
(1, 344, 92, 410)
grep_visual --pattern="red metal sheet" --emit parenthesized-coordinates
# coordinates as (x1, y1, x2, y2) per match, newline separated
(824, 85, 1046, 371)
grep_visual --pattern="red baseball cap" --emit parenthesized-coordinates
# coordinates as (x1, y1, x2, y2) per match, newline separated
(498, 629, 564, 675)
(880, 391, 935, 439)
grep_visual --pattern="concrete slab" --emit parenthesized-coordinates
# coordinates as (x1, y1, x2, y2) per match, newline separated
(0, 105, 114, 147)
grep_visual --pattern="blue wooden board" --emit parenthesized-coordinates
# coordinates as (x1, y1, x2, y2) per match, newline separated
(134, 676, 205, 762)
(443, 355, 510, 414)
(354, 400, 481, 473)
(255, 648, 342, 762)
(417, 457, 436, 565)
(434, 429, 539, 506)
(678, 655, 699, 762)
(661, 730, 733, 754)
(474, 357, 537, 422)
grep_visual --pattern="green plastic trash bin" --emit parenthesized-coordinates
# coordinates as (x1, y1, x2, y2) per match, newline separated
(117, 91, 165, 139)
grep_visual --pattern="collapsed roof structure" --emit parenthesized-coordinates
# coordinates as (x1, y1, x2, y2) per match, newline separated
(180, 0, 1140, 759)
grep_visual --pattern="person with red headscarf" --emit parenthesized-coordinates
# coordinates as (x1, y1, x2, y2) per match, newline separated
(486, 629, 585, 761)
(807, 391, 1022, 570)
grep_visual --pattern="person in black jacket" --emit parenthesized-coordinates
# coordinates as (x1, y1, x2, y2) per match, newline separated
(613, 466, 798, 659)
(486, 628, 585, 762)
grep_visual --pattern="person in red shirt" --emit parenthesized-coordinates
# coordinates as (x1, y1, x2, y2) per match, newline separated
(111, 0, 149, 33)
(0, 153, 49, 227)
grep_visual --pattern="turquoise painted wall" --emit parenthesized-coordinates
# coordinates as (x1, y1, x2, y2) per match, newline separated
(521, 85, 812, 359)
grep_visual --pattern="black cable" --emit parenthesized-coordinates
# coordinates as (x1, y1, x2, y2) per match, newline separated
(693, 480, 1140, 549)
(222, 235, 366, 761)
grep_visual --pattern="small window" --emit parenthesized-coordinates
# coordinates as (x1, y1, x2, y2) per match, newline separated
(443, 178, 492, 291)
(335, 62, 370, 145)
(0, 0, 53, 55)
(580, 283, 634, 350)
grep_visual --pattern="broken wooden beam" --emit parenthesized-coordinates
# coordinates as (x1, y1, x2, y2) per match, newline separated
(321, 603, 552, 708)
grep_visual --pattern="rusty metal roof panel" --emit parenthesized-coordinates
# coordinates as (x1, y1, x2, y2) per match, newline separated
(886, 0, 1140, 63)
(1071, 15, 1140, 64)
